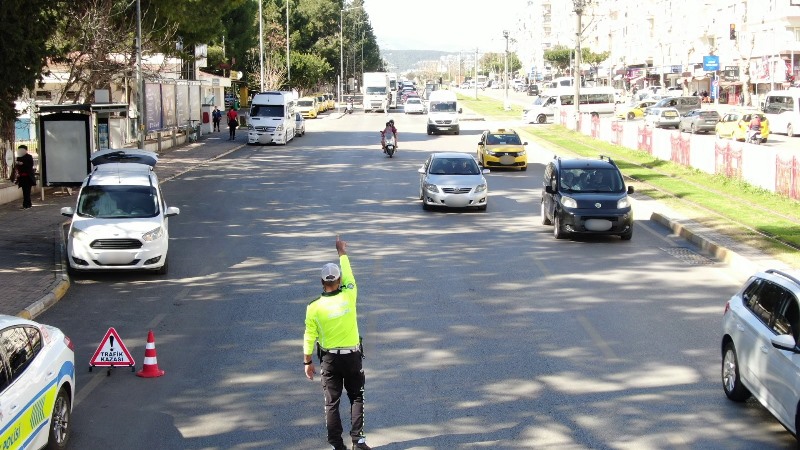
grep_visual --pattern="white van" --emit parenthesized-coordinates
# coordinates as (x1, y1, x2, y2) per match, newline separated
(60, 149, 180, 274)
(248, 91, 296, 145)
(763, 89, 800, 137)
(426, 90, 462, 135)
(523, 87, 616, 124)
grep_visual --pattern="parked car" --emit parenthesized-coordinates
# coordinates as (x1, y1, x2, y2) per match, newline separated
(645, 96, 701, 116)
(644, 107, 681, 129)
(315, 94, 328, 112)
(0, 314, 75, 450)
(60, 149, 180, 274)
(403, 97, 425, 114)
(721, 268, 800, 439)
(295, 112, 305, 136)
(678, 109, 720, 134)
(540, 155, 634, 240)
(476, 128, 528, 171)
(527, 84, 540, 96)
(616, 100, 657, 120)
(716, 110, 770, 143)
(418, 152, 489, 211)
(296, 97, 319, 119)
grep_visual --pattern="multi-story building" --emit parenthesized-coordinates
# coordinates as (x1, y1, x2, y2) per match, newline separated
(514, 0, 800, 105)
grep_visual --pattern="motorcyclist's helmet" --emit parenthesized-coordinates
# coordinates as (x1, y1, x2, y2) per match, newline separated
(388, 119, 394, 126)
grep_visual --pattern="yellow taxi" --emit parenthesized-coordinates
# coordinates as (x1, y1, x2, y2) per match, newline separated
(315, 94, 328, 112)
(297, 97, 319, 119)
(325, 93, 336, 110)
(477, 128, 528, 171)
(715, 110, 770, 143)
(615, 99, 657, 120)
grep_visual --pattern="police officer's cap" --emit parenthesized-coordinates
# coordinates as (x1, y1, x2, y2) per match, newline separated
(321, 263, 341, 281)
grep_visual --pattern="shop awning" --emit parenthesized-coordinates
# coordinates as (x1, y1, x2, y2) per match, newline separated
(613, 74, 623, 81)
(719, 81, 743, 87)
(629, 75, 645, 84)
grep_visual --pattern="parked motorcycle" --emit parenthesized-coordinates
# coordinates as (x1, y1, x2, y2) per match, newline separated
(345, 98, 354, 114)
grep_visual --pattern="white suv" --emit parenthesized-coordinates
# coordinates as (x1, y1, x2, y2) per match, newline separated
(61, 149, 180, 274)
(721, 269, 800, 437)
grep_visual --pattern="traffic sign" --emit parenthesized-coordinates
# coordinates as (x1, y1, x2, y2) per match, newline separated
(703, 55, 720, 72)
(90, 327, 135, 368)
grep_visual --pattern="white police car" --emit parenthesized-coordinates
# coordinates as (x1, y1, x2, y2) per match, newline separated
(0, 315, 75, 449)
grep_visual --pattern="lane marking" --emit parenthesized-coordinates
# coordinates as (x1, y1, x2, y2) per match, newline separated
(577, 314, 619, 362)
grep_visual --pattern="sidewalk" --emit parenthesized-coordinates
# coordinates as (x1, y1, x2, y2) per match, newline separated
(0, 129, 247, 319)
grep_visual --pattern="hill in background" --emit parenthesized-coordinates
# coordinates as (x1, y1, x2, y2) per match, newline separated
(380, 49, 454, 73)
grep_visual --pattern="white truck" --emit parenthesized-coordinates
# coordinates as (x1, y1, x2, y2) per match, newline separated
(388, 73, 398, 109)
(426, 90, 461, 135)
(247, 91, 296, 145)
(363, 72, 389, 113)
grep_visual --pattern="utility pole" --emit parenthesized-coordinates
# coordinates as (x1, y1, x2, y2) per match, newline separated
(573, 0, 590, 130)
(503, 30, 510, 111)
(136, 0, 144, 148)
(474, 48, 479, 100)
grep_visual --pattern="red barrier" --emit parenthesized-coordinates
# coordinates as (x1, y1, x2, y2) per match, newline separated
(670, 133, 691, 166)
(776, 156, 800, 200)
(611, 120, 624, 146)
(637, 125, 653, 154)
(591, 115, 600, 138)
(714, 140, 743, 179)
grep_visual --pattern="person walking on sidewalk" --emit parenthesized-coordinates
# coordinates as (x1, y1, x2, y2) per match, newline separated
(212, 106, 222, 132)
(14, 145, 35, 209)
(303, 236, 372, 450)
(226, 107, 239, 140)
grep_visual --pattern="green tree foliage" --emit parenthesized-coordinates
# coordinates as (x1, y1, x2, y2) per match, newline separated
(0, 0, 63, 176)
(543, 45, 573, 73)
(582, 48, 611, 73)
(479, 52, 522, 76)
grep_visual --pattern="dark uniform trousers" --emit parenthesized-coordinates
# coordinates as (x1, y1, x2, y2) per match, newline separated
(320, 351, 365, 447)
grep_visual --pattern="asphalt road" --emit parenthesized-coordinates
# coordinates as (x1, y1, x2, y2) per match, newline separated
(36, 110, 798, 449)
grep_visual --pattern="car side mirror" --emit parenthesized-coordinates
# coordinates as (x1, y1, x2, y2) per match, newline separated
(523, 142, 528, 145)
(772, 334, 799, 353)
(418, 167, 425, 174)
(165, 206, 181, 217)
(545, 185, 555, 194)
(627, 186, 635, 194)
(60, 207, 74, 217)
(458, 108, 463, 114)
(482, 169, 491, 174)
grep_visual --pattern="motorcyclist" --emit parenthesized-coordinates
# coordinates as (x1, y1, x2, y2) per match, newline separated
(380, 119, 398, 153)
(345, 97, 354, 113)
(748, 114, 762, 142)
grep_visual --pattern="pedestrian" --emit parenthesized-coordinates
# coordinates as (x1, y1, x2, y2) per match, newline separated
(212, 106, 222, 132)
(14, 145, 35, 209)
(226, 107, 238, 140)
(303, 236, 371, 450)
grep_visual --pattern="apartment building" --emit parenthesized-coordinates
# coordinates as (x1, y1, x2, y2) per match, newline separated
(514, 0, 800, 104)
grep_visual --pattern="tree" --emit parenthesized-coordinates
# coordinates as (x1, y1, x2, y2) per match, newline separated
(582, 48, 611, 79)
(0, 0, 63, 178)
(543, 45, 573, 75)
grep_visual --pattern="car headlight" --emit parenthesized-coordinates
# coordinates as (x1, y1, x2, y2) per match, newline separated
(424, 182, 439, 193)
(486, 150, 497, 156)
(142, 226, 164, 242)
(617, 196, 631, 209)
(560, 196, 577, 208)
(70, 227, 89, 243)
(247, 125, 254, 130)
(519, 149, 526, 156)
(475, 183, 487, 193)
(276, 125, 283, 132)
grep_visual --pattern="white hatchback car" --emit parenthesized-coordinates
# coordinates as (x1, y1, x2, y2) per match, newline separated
(722, 269, 800, 438)
(418, 152, 489, 211)
(61, 149, 180, 274)
(403, 97, 425, 114)
(0, 315, 75, 450)
(644, 107, 681, 129)
(295, 112, 305, 136)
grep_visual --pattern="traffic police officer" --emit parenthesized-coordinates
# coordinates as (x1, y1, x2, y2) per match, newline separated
(303, 236, 371, 450)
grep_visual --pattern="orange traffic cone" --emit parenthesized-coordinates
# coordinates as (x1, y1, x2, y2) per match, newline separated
(136, 330, 165, 378)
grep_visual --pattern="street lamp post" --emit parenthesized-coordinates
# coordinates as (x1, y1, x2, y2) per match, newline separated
(503, 30, 510, 111)
(259, 0, 264, 92)
(573, 0, 590, 130)
(286, 0, 290, 83)
(340, 5, 364, 112)
(136, 0, 144, 148)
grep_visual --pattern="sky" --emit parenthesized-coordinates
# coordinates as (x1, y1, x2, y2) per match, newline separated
(362, 0, 527, 52)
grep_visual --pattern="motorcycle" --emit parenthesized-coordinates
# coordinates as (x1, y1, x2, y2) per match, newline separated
(345, 98, 354, 114)
(746, 128, 762, 145)
(381, 133, 396, 158)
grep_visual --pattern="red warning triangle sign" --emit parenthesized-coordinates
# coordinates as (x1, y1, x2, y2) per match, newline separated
(89, 327, 136, 367)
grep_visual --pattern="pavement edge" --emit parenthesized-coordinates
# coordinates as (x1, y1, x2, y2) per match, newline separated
(18, 222, 70, 320)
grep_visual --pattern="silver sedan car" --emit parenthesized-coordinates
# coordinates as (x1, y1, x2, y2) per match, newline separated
(418, 152, 489, 211)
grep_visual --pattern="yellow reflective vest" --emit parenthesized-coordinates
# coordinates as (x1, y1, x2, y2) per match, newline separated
(303, 255, 359, 355)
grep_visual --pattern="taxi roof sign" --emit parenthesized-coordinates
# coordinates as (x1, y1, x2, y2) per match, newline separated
(90, 327, 135, 367)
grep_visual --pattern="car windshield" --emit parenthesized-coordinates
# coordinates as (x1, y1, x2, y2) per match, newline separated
(699, 111, 720, 118)
(407, 99, 421, 104)
(531, 95, 549, 106)
(298, 100, 314, 107)
(77, 185, 159, 218)
(486, 133, 522, 145)
(251, 105, 284, 117)
(559, 168, 625, 193)
(429, 101, 457, 112)
(429, 158, 480, 175)
(366, 87, 386, 94)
